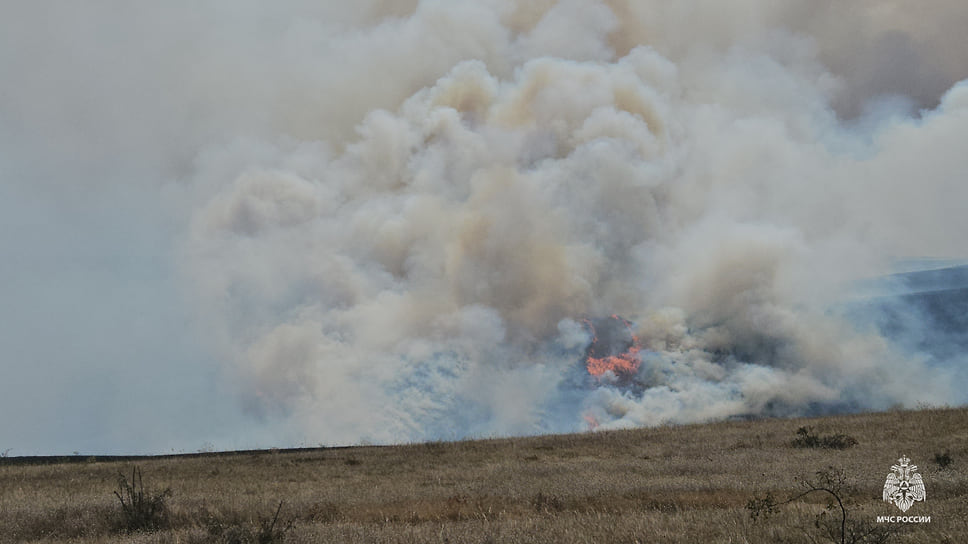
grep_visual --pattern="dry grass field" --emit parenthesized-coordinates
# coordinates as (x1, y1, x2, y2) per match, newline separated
(1, 407, 966, 543)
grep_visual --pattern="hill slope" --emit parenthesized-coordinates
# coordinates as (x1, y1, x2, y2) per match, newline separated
(2, 407, 966, 543)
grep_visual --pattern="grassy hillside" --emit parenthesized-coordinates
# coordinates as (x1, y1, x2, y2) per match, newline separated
(1, 407, 966, 543)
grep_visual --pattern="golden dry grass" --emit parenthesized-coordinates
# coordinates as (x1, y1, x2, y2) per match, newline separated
(1, 407, 966, 543)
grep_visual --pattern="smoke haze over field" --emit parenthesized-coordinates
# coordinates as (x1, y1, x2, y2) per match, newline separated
(2, 1, 967, 454)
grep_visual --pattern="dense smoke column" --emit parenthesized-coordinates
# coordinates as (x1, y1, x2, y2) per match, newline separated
(168, 1, 968, 445)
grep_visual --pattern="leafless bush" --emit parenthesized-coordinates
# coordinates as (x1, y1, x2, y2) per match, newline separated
(113, 466, 171, 533)
(748, 467, 894, 544)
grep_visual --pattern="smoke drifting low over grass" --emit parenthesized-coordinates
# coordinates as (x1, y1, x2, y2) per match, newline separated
(2, 1, 967, 452)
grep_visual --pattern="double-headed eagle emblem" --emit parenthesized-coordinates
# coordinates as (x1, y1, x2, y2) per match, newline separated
(883, 456, 925, 512)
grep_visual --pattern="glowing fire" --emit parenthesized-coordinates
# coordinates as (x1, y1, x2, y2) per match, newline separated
(584, 315, 642, 379)
(586, 349, 641, 376)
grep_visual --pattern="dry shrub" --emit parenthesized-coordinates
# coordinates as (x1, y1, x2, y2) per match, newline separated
(114, 466, 171, 533)
(791, 427, 858, 449)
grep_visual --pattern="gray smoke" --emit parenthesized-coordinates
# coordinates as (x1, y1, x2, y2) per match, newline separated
(2, 1, 967, 452)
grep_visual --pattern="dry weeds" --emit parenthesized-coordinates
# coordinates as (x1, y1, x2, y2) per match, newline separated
(1, 407, 966, 543)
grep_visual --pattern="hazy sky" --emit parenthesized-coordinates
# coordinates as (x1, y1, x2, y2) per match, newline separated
(2, 1, 967, 455)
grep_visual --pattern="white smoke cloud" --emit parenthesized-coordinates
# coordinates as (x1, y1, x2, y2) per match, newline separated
(2, 0, 967, 452)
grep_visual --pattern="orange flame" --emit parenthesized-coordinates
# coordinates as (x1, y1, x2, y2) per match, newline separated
(583, 413, 600, 430)
(584, 315, 642, 378)
(586, 348, 641, 376)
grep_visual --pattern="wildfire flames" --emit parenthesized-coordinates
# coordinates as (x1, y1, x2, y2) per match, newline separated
(582, 315, 643, 431)
(583, 315, 642, 380)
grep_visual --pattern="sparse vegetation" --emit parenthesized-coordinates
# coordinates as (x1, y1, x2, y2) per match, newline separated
(256, 501, 293, 544)
(934, 451, 953, 470)
(343, 456, 362, 466)
(113, 466, 171, 533)
(0, 407, 964, 543)
(530, 492, 565, 513)
(749, 467, 895, 544)
(792, 426, 859, 449)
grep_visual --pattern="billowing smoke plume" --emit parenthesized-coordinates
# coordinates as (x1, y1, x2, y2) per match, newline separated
(3, 1, 967, 452)
(178, 0, 968, 444)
